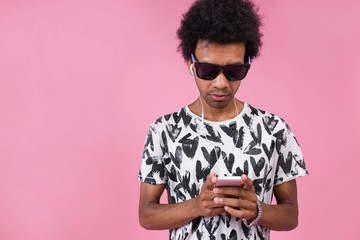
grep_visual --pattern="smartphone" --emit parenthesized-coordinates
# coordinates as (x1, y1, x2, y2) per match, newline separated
(216, 176, 243, 187)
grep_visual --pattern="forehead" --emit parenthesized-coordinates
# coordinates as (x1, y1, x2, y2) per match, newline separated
(195, 40, 246, 64)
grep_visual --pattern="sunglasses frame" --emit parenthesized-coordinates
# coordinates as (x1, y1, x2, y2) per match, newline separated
(190, 53, 251, 81)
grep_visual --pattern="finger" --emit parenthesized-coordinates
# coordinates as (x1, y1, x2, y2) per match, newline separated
(214, 196, 255, 210)
(214, 186, 257, 203)
(203, 172, 217, 189)
(213, 186, 241, 198)
(214, 196, 235, 207)
(224, 206, 255, 220)
(241, 174, 255, 191)
(208, 207, 226, 217)
(199, 202, 226, 217)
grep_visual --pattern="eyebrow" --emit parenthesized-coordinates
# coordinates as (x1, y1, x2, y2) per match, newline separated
(191, 53, 251, 65)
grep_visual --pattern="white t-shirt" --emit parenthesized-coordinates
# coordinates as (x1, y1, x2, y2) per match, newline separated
(138, 102, 308, 240)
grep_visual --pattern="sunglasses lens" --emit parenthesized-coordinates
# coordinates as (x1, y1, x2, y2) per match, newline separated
(194, 62, 249, 81)
(195, 63, 220, 80)
(223, 65, 248, 81)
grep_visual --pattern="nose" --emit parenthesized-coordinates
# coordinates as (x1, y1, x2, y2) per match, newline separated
(212, 71, 229, 89)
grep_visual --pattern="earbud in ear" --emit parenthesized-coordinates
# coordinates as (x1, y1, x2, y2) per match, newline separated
(189, 64, 194, 76)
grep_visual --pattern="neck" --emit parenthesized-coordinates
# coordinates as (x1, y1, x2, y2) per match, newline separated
(197, 97, 241, 122)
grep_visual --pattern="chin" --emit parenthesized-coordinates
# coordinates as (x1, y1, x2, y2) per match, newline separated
(208, 100, 230, 109)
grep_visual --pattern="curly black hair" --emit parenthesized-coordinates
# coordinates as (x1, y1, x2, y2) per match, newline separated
(177, 0, 263, 61)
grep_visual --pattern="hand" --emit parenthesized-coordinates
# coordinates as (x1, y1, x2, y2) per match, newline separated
(195, 172, 226, 217)
(212, 174, 258, 220)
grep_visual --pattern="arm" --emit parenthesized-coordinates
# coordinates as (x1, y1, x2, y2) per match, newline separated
(138, 173, 226, 230)
(257, 179, 299, 230)
(213, 175, 299, 231)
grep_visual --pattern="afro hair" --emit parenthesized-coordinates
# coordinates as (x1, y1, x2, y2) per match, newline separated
(177, 0, 263, 61)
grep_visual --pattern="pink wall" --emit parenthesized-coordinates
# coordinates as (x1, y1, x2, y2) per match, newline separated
(0, 0, 359, 239)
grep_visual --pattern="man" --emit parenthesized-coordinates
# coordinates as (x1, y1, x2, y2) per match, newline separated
(138, 0, 308, 239)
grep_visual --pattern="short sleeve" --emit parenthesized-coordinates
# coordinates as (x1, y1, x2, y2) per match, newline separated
(138, 121, 168, 185)
(274, 123, 309, 186)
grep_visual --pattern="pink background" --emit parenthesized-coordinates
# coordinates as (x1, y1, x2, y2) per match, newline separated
(0, 0, 359, 239)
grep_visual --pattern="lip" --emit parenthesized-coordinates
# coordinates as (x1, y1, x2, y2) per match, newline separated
(211, 94, 228, 101)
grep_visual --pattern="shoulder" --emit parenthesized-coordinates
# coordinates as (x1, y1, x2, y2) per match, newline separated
(246, 103, 281, 119)
(244, 103, 291, 133)
(149, 106, 191, 129)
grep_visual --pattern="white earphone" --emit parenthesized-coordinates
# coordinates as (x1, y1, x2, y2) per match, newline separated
(189, 64, 194, 76)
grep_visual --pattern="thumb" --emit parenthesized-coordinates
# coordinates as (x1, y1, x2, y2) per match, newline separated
(241, 174, 255, 191)
(204, 172, 217, 189)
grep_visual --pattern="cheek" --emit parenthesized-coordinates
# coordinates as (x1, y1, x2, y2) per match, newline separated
(195, 78, 209, 92)
(231, 82, 241, 92)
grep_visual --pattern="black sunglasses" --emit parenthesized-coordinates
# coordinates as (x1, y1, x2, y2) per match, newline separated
(190, 53, 251, 81)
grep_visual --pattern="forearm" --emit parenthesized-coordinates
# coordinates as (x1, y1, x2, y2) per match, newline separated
(258, 201, 298, 231)
(139, 197, 199, 230)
